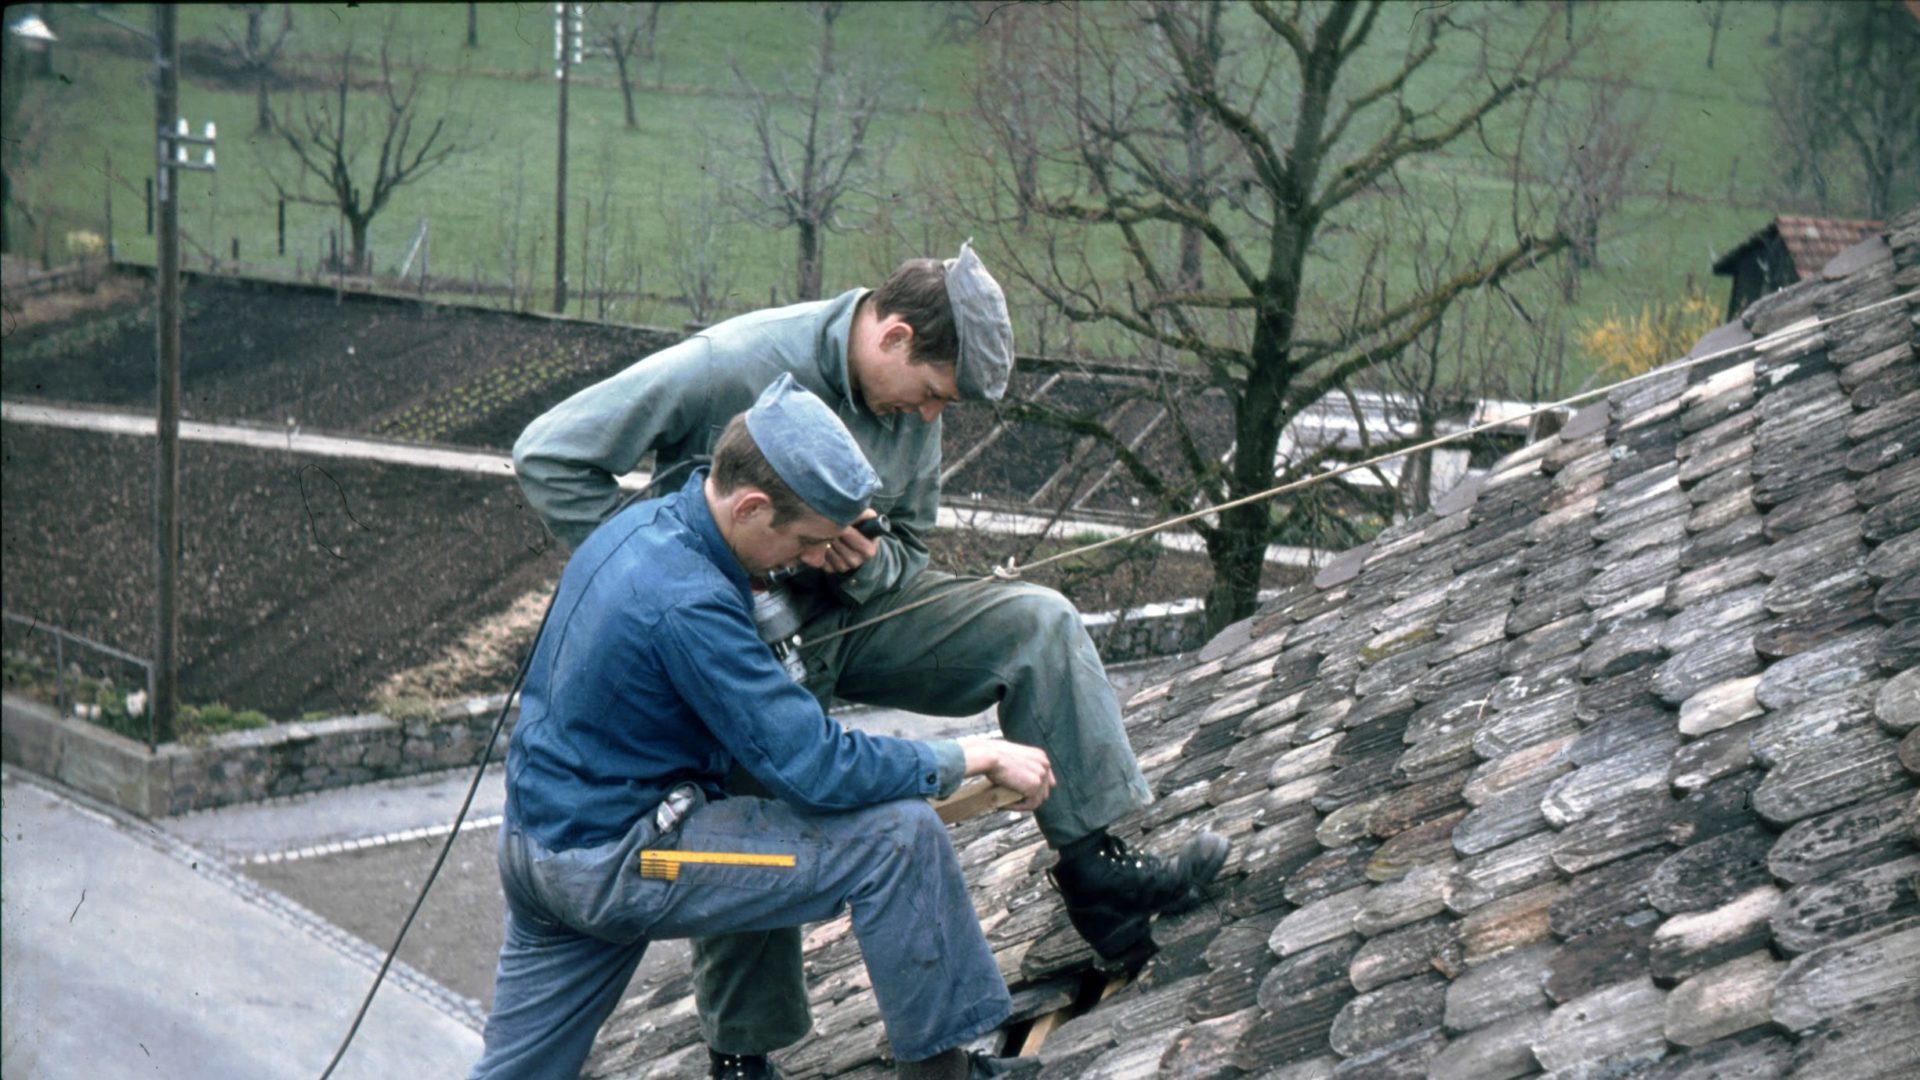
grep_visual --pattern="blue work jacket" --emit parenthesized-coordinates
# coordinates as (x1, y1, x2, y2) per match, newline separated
(506, 471, 960, 852)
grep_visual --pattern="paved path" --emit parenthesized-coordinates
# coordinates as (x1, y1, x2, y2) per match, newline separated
(1, 767, 483, 1079)
(1, 400, 1319, 565)
(1, 400, 519, 479)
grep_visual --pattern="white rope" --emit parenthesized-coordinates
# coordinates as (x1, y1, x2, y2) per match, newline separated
(809, 288, 1916, 647)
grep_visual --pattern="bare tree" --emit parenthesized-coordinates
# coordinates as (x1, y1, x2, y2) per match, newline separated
(495, 150, 541, 311)
(1767, 0, 1920, 219)
(1, 24, 50, 256)
(1533, 67, 1658, 283)
(224, 4, 293, 133)
(1368, 182, 1573, 516)
(965, 1, 1047, 230)
(965, 1, 1574, 633)
(581, 140, 646, 319)
(269, 25, 472, 275)
(663, 155, 741, 325)
(721, 2, 891, 301)
(592, 2, 664, 130)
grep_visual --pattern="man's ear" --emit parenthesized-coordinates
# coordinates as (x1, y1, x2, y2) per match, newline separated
(730, 488, 773, 524)
(878, 316, 915, 357)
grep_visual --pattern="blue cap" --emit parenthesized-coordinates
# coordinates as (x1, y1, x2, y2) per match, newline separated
(743, 374, 881, 526)
(942, 239, 1014, 401)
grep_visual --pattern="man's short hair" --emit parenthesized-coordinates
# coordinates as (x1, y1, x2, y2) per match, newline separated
(710, 414, 813, 526)
(869, 258, 959, 365)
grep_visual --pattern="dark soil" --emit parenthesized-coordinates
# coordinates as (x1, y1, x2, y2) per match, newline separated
(1, 272, 1284, 720)
(2, 425, 563, 719)
(1, 274, 673, 443)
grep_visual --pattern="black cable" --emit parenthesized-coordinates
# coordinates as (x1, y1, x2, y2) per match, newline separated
(318, 592, 555, 1079)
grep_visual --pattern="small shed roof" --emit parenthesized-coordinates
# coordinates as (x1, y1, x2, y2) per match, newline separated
(1713, 215, 1884, 278)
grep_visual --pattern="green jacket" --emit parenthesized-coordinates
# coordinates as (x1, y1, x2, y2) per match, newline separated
(512, 290, 941, 605)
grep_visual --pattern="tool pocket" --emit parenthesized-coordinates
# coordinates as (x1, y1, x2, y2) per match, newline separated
(634, 797, 812, 892)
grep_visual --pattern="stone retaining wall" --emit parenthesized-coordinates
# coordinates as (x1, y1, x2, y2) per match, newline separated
(2, 604, 1210, 819)
(1085, 600, 1213, 660)
(3, 693, 518, 818)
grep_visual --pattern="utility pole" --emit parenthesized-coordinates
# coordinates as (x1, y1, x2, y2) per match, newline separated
(153, 5, 181, 745)
(152, 6, 214, 746)
(553, 3, 581, 315)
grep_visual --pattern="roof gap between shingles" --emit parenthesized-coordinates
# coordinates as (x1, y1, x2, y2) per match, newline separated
(1007, 969, 1130, 1057)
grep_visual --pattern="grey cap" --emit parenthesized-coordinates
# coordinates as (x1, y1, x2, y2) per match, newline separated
(743, 373, 880, 526)
(942, 240, 1014, 401)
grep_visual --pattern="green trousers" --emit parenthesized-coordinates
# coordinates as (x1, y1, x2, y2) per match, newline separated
(691, 571, 1153, 1054)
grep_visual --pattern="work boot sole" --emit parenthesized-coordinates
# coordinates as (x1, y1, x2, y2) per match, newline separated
(968, 1052, 1042, 1078)
(1062, 897, 1159, 966)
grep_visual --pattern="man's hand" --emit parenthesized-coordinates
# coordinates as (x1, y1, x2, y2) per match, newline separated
(821, 509, 883, 575)
(962, 739, 1055, 812)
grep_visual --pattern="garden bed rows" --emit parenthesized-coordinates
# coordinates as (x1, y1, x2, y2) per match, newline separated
(2, 273, 1244, 722)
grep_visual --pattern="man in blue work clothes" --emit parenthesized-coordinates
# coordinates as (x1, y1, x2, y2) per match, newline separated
(473, 376, 1056, 1080)
(514, 243, 1229, 1080)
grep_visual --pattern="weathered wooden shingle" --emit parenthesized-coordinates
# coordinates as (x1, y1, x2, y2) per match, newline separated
(1663, 950, 1786, 1048)
(1446, 830, 1560, 915)
(1750, 724, 1910, 827)
(1648, 826, 1777, 915)
(1327, 974, 1447, 1059)
(1532, 977, 1669, 1075)
(1543, 914, 1660, 1004)
(1770, 916, 1920, 1032)
(1678, 674, 1765, 736)
(1769, 854, 1920, 955)
(1442, 941, 1556, 1031)
(1648, 885, 1781, 982)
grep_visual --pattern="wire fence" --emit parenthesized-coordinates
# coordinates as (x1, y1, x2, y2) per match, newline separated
(1, 611, 156, 749)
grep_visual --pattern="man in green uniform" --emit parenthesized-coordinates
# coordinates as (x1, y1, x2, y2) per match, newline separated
(513, 243, 1228, 1080)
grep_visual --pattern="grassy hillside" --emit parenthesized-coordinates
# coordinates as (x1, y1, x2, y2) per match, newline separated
(2, 2, 1862, 389)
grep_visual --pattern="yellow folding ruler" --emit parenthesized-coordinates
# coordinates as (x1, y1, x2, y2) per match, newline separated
(637, 850, 797, 882)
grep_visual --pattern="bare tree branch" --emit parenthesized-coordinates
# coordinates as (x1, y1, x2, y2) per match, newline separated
(956, 1, 1578, 631)
(717, 2, 891, 300)
(267, 19, 471, 274)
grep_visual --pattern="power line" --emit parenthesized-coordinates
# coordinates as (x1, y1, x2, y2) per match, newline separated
(811, 289, 1916, 645)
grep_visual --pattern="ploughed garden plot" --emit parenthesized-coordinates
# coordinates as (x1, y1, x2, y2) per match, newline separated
(2, 425, 564, 721)
(1, 422, 1225, 722)
(2, 273, 1234, 722)
(1, 274, 672, 447)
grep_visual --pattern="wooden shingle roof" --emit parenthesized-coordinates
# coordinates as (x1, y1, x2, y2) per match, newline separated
(587, 205, 1918, 1079)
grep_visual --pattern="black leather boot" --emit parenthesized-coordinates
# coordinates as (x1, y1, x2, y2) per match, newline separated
(1049, 830, 1230, 965)
(710, 1050, 784, 1080)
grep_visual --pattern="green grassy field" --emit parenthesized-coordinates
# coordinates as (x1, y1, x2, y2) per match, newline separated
(3, 2, 1863, 391)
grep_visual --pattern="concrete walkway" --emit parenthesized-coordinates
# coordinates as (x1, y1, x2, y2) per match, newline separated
(1, 400, 519, 479)
(1, 767, 482, 1079)
(1, 400, 1319, 565)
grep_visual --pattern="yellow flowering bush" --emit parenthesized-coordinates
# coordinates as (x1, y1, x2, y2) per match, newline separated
(1579, 290, 1720, 378)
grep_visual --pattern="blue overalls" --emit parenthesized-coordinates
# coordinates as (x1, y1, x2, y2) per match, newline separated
(468, 476, 1008, 1077)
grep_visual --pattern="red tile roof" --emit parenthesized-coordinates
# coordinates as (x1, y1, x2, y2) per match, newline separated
(1772, 216, 1884, 278)
(1714, 215, 1884, 278)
